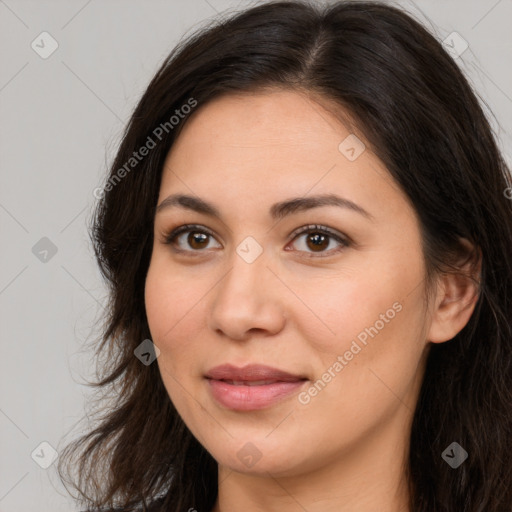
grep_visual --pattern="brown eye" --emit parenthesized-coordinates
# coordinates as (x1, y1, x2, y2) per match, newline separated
(305, 232, 330, 252)
(187, 231, 209, 250)
(163, 223, 349, 258)
(163, 224, 221, 252)
(288, 224, 350, 257)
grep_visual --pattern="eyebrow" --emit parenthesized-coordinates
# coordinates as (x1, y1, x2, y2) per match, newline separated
(155, 193, 374, 221)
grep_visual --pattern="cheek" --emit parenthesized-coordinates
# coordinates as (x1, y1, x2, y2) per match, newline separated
(144, 260, 208, 385)
(145, 256, 203, 341)
(286, 268, 402, 355)
(297, 265, 428, 412)
(144, 261, 209, 416)
(287, 250, 426, 373)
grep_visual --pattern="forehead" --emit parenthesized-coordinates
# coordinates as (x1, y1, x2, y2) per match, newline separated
(162, 90, 365, 184)
(157, 89, 415, 228)
(179, 89, 353, 144)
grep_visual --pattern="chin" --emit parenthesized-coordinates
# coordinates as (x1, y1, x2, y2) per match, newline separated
(206, 437, 306, 477)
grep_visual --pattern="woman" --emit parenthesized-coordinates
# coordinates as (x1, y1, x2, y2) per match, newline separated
(57, 1, 512, 511)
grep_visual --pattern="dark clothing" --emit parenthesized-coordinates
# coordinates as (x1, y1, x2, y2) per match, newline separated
(84, 496, 167, 512)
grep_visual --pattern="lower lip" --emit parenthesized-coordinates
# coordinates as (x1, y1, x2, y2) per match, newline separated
(206, 378, 307, 411)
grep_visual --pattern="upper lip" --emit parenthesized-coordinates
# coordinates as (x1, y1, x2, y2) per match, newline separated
(205, 364, 307, 382)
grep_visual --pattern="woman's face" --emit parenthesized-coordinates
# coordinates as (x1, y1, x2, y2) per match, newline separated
(145, 89, 434, 477)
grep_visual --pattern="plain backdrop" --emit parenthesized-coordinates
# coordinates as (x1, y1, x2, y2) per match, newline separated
(1, 0, 511, 510)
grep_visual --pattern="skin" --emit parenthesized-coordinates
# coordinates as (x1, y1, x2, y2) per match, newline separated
(144, 89, 480, 512)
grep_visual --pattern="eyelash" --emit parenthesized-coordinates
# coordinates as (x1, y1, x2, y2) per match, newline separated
(161, 223, 350, 258)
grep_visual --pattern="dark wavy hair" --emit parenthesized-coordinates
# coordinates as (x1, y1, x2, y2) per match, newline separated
(56, 1, 512, 511)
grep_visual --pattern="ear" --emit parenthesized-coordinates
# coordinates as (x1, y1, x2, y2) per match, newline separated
(427, 239, 482, 344)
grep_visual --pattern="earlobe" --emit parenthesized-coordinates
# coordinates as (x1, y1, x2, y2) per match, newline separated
(427, 240, 482, 344)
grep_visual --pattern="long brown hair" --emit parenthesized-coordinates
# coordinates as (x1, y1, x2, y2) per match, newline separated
(57, 1, 512, 511)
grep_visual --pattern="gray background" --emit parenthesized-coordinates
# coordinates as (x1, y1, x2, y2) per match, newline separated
(1, 0, 511, 511)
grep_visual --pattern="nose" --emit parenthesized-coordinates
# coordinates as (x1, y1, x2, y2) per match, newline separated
(207, 248, 287, 341)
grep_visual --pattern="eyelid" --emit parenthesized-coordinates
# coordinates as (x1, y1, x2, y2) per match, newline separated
(167, 223, 217, 240)
(288, 223, 348, 242)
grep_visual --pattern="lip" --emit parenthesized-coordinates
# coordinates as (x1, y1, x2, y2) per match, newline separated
(205, 364, 308, 411)
(205, 363, 307, 382)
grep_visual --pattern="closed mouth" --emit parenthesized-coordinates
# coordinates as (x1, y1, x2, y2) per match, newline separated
(216, 379, 306, 386)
